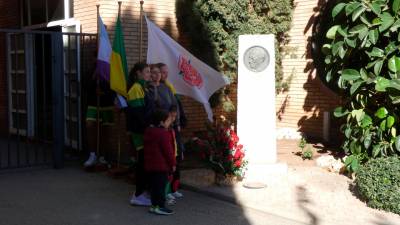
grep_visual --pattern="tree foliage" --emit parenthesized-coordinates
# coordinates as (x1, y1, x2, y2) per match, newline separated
(176, 0, 294, 94)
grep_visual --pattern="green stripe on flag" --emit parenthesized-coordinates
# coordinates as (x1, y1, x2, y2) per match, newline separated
(110, 16, 128, 96)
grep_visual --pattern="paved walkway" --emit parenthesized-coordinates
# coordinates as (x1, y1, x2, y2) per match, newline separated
(182, 166, 400, 225)
(0, 165, 306, 225)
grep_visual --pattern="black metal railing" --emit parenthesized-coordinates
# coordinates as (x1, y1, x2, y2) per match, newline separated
(0, 29, 97, 170)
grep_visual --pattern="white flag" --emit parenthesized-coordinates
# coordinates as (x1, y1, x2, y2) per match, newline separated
(145, 17, 230, 121)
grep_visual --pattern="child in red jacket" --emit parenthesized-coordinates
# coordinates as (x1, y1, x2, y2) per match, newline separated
(144, 109, 176, 215)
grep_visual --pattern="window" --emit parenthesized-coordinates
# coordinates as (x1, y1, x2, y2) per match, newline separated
(22, 0, 71, 27)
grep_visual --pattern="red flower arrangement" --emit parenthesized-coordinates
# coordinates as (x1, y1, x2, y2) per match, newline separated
(190, 116, 247, 178)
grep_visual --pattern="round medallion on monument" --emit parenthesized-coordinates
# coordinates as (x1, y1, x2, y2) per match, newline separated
(243, 46, 270, 72)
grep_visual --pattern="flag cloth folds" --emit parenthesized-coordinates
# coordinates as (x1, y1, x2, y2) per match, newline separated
(110, 16, 129, 97)
(96, 16, 112, 81)
(145, 16, 230, 121)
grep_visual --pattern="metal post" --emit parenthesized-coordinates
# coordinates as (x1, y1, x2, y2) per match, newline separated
(139, 1, 144, 62)
(52, 32, 65, 169)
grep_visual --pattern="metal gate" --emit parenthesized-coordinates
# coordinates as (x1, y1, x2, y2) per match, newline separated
(0, 29, 97, 170)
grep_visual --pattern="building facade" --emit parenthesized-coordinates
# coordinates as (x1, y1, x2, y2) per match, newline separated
(0, 0, 340, 159)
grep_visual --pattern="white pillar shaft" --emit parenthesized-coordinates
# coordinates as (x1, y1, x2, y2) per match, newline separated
(237, 35, 276, 165)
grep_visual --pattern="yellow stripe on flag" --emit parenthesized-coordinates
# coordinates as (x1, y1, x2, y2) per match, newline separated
(110, 51, 127, 97)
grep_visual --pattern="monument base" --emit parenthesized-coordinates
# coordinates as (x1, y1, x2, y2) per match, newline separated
(243, 163, 288, 188)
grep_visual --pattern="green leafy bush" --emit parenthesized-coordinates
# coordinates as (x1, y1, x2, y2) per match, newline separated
(356, 156, 400, 215)
(322, 0, 400, 171)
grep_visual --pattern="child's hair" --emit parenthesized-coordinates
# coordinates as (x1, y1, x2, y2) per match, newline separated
(129, 62, 148, 86)
(169, 105, 177, 114)
(149, 64, 160, 71)
(151, 109, 170, 126)
(156, 62, 166, 69)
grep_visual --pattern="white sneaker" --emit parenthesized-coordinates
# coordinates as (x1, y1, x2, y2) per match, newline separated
(166, 193, 176, 200)
(130, 194, 151, 206)
(172, 191, 183, 198)
(84, 153, 97, 167)
(166, 198, 176, 205)
(98, 156, 108, 165)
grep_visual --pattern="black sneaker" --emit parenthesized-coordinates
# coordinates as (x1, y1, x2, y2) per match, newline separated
(154, 207, 174, 215)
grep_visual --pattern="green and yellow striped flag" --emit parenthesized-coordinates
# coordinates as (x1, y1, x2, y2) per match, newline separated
(110, 16, 128, 97)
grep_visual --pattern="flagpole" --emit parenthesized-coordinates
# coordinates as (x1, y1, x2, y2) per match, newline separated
(96, 4, 101, 157)
(116, 1, 122, 168)
(139, 0, 144, 62)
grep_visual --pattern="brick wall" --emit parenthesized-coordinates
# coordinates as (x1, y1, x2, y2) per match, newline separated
(276, 0, 341, 139)
(0, 1, 20, 135)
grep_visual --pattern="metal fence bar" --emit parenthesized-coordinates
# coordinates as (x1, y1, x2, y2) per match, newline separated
(24, 33, 30, 167)
(6, 33, 11, 169)
(41, 34, 48, 164)
(76, 34, 81, 152)
(67, 35, 73, 149)
(52, 32, 65, 169)
(14, 33, 21, 168)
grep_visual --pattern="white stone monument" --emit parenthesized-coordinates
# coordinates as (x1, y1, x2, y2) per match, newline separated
(237, 35, 287, 187)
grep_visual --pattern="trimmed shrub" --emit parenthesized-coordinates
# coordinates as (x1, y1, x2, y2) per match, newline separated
(356, 156, 400, 215)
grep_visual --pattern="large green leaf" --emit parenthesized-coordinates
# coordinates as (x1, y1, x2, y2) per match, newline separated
(332, 41, 344, 56)
(368, 29, 379, 45)
(334, 106, 349, 117)
(393, 0, 400, 13)
(395, 135, 400, 151)
(346, 2, 362, 15)
(372, 144, 381, 157)
(338, 46, 346, 59)
(375, 107, 388, 119)
(379, 12, 395, 32)
(370, 2, 382, 15)
(388, 56, 400, 73)
(326, 25, 340, 39)
(360, 68, 368, 81)
(391, 127, 397, 137)
(352, 6, 365, 21)
(387, 115, 395, 128)
(326, 69, 332, 82)
(342, 69, 360, 80)
(390, 19, 400, 32)
(374, 59, 383, 75)
(368, 47, 384, 58)
(364, 133, 372, 149)
(361, 114, 373, 127)
(337, 26, 348, 37)
(375, 77, 390, 92)
(349, 24, 368, 34)
(380, 120, 387, 130)
(352, 109, 365, 122)
(345, 38, 356, 48)
(388, 79, 400, 90)
(351, 157, 360, 172)
(350, 81, 363, 94)
(385, 42, 397, 55)
(332, 3, 346, 18)
(390, 95, 400, 104)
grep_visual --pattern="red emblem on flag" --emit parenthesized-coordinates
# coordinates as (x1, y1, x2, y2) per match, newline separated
(178, 56, 203, 88)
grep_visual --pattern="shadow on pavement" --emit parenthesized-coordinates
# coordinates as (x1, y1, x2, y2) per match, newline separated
(296, 186, 319, 225)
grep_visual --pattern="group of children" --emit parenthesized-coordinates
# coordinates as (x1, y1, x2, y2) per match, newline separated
(84, 62, 186, 216)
